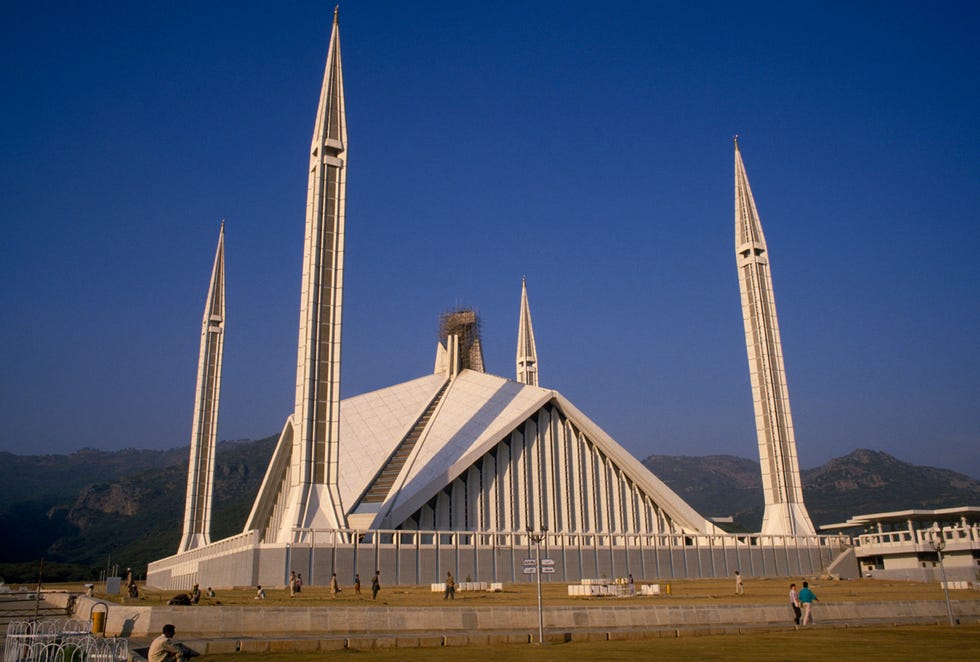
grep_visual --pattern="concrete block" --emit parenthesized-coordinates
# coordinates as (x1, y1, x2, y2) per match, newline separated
(238, 640, 269, 653)
(374, 637, 397, 648)
(395, 637, 420, 648)
(268, 639, 295, 652)
(293, 639, 319, 653)
(417, 636, 444, 648)
(569, 631, 607, 642)
(541, 632, 568, 644)
(203, 640, 239, 654)
(443, 635, 469, 647)
(466, 634, 491, 646)
(318, 638, 347, 651)
(345, 637, 376, 650)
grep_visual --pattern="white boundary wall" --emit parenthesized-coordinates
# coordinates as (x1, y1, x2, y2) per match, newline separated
(148, 529, 849, 591)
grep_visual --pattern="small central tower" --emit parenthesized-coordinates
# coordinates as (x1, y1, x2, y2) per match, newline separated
(516, 278, 539, 386)
(734, 138, 815, 536)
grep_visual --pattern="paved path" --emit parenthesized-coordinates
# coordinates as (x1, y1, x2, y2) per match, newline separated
(0, 591, 67, 642)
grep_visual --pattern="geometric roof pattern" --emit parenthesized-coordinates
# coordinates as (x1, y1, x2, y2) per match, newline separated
(333, 368, 713, 533)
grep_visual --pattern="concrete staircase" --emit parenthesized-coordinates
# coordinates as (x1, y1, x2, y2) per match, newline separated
(360, 380, 449, 504)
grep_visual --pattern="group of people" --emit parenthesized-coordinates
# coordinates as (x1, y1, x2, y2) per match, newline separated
(789, 581, 818, 626)
(735, 571, 819, 626)
(166, 583, 216, 606)
(284, 570, 381, 600)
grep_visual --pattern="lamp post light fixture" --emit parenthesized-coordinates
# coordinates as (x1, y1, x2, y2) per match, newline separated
(527, 526, 548, 644)
(929, 526, 956, 626)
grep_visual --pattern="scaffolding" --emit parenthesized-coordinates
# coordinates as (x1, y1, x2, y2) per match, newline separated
(439, 309, 485, 373)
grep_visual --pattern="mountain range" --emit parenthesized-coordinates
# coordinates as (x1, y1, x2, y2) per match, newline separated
(1, 439, 977, 582)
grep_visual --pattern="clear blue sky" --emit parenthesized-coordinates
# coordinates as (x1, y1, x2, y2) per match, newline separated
(2, 2, 978, 480)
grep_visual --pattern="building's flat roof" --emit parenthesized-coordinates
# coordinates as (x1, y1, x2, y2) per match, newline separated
(820, 506, 980, 530)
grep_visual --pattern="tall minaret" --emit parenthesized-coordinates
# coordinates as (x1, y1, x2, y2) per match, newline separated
(277, 7, 349, 538)
(734, 139, 815, 536)
(178, 222, 226, 553)
(516, 277, 539, 386)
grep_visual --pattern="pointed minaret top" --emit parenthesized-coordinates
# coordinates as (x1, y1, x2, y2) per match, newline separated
(734, 140, 766, 252)
(311, 5, 346, 155)
(516, 277, 539, 387)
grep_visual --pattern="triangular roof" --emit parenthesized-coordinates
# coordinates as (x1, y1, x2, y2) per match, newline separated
(338, 369, 713, 533)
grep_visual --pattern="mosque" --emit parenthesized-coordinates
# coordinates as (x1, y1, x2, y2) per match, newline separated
(148, 10, 848, 589)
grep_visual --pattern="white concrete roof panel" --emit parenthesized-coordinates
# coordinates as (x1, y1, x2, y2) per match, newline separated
(337, 372, 447, 506)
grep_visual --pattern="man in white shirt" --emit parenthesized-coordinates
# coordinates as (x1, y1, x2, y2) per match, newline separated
(789, 583, 802, 625)
(148, 624, 193, 662)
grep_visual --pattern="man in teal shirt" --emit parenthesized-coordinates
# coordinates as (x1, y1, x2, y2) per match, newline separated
(799, 581, 818, 626)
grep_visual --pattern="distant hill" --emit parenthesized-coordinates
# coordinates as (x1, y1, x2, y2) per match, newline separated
(2, 441, 978, 582)
(643, 448, 980, 530)
(0, 437, 277, 579)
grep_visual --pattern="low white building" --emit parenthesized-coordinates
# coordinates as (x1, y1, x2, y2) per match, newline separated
(822, 506, 980, 583)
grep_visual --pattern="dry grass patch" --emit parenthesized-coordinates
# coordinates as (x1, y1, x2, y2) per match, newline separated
(63, 577, 980, 609)
(199, 624, 980, 661)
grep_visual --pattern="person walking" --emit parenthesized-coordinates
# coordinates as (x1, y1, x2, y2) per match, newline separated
(799, 581, 818, 626)
(444, 571, 456, 600)
(330, 573, 341, 599)
(354, 574, 361, 595)
(371, 571, 381, 600)
(735, 571, 744, 596)
(789, 583, 802, 625)
(288, 571, 297, 596)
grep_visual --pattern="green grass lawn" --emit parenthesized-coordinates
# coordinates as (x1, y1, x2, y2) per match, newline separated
(199, 624, 980, 661)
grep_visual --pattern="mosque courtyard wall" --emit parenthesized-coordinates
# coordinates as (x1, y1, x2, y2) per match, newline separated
(148, 529, 849, 591)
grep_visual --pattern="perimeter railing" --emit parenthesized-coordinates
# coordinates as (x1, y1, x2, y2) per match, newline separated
(3, 620, 127, 662)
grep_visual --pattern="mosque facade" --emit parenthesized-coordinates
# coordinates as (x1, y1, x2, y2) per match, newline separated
(147, 11, 843, 589)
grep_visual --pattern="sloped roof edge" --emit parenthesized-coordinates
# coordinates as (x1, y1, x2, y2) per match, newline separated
(382, 376, 555, 526)
(383, 373, 715, 534)
(553, 393, 717, 533)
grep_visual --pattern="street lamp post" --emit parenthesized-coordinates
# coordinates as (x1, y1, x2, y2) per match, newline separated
(527, 526, 548, 644)
(928, 527, 956, 626)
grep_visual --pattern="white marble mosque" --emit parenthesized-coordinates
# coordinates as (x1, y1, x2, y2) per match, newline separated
(147, 10, 845, 589)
